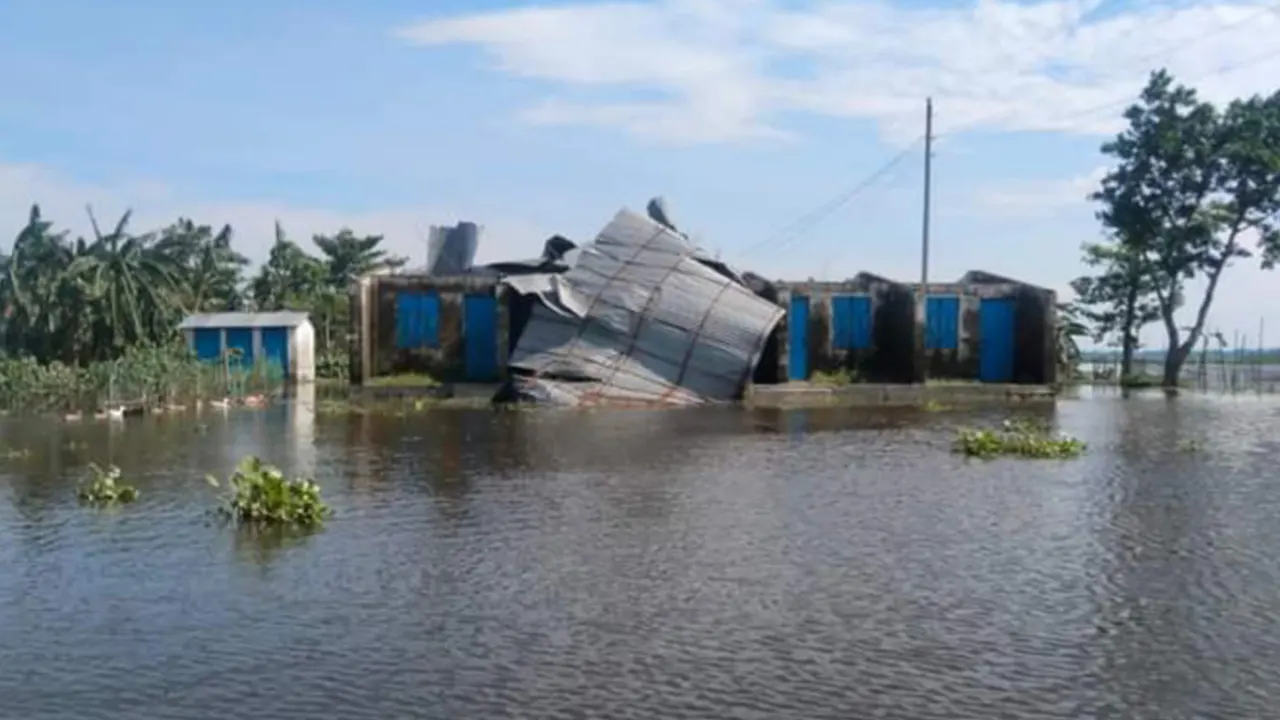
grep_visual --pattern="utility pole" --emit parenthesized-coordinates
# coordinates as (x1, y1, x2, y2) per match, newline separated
(922, 97, 933, 293)
(915, 97, 934, 384)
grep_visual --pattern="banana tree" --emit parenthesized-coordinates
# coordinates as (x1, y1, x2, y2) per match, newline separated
(0, 205, 92, 363)
(70, 207, 184, 357)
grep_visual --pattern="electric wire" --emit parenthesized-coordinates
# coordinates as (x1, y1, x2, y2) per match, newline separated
(740, 136, 924, 260)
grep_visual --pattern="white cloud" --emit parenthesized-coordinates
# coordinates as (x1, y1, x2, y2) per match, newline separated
(0, 163, 551, 268)
(975, 166, 1108, 213)
(396, 0, 1280, 143)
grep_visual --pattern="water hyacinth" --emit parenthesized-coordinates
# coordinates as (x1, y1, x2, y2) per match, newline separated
(77, 463, 140, 505)
(954, 419, 1086, 459)
(208, 456, 331, 528)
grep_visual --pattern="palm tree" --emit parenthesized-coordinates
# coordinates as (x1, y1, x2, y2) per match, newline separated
(313, 229, 406, 288)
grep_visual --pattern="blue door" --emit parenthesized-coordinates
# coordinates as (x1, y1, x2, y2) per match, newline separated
(395, 292, 441, 348)
(261, 327, 289, 378)
(463, 293, 499, 382)
(831, 295, 873, 350)
(225, 328, 254, 367)
(925, 296, 960, 350)
(788, 295, 809, 381)
(979, 298, 1016, 382)
(193, 328, 222, 361)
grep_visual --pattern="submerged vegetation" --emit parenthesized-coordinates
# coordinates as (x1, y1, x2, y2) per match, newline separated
(77, 463, 139, 505)
(0, 342, 282, 413)
(1177, 439, 1205, 453)
(810, 368, 860, 386)
(208, 456, 331, 528)
(955, 419, 1086, 459)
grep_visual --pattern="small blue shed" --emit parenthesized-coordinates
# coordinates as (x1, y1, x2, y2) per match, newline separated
(177, 311, 316, 383)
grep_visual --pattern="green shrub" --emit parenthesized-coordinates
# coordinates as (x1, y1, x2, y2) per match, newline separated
(77, 463, 139, 505)
(316, 350, 349, 380)
(208, 456, 331, 528)
(810, 368, 859, 385)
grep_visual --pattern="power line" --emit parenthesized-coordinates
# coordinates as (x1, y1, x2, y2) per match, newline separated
(741, 136, 924, 261)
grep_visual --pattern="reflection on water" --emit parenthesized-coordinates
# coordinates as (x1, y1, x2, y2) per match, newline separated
(3, 395, 1280, 719)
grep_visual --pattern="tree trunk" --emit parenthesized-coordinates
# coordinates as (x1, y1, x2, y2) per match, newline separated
(1120, 281, 1138, 380)
(1162, 250, 1232, 389)
(1163, 342, 1193, 388)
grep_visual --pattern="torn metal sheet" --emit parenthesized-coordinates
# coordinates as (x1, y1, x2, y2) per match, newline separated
(426, 222, 480, 275)
(504, 208, 785, 406)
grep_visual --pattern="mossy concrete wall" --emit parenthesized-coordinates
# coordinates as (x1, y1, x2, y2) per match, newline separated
(744, 382, 1056, 409)
(349, 274, 508, 385)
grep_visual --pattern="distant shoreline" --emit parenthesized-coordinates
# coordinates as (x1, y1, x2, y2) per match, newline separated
(1081, 351, 1280, 365)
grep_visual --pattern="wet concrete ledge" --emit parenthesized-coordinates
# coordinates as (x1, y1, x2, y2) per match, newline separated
(345, 381, 1056, 410)
(345, 382, 499, 408)
(744, 382, 1056, 409)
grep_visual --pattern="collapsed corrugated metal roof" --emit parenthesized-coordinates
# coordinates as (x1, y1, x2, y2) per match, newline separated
(500, 206, 784, 407)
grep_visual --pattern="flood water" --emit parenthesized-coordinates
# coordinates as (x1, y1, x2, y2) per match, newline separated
(3, 391, 1280, 719)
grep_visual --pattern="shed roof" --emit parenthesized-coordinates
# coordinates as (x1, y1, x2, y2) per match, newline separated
(959, 269, 1053, 294)
(178, 311, 311, 330)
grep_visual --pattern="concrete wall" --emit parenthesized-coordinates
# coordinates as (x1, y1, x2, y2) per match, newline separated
(348, 274, 508, 385)
(776, 275, 917, 383)
(1012, 284, 1057, 386)
(182, 323, 315, 384)
(291, 321, 316, 382)
(775, 272, 1057, 385)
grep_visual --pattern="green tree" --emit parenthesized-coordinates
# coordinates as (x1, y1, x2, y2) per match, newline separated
(0, 205, 89, 362)
(1092, 70, 1280, 387)
(309, 229, 406, 352)
(1054, 301, 1090, 379)
(312, 229, 406, 288)
(249, 222, 325, 312)
(71, 208, 184, 357)
(1069, 240, 1162, 381)
(2, 206, 404, 377)
(156, 219, 249, 313)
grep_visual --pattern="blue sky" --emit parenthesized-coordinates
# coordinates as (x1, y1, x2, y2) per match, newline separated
(2, 0, 1279, 348)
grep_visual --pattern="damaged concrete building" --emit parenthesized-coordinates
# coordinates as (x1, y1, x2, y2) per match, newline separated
(778, 271, 1057, 386)
(348, 198, 1056, 406)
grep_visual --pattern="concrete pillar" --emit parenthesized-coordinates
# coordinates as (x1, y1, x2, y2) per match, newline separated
(777, 286, 792, 382)
(349, 276, 372, 385)
(913, 290, 927, 383)
(957, 292, 980, 366)
(251, 328, 264, 367)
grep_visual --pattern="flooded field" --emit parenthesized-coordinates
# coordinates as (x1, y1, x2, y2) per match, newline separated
(3, 393, 1280, 719)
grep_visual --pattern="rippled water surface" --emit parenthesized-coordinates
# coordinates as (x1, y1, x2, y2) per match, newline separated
(4, 391, 1280, 719)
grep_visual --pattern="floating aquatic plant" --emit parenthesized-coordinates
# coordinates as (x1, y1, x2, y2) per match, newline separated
(954, 419, 1086, 459)
(77, 463, 139, 505)
(208, 456, 331, 528)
